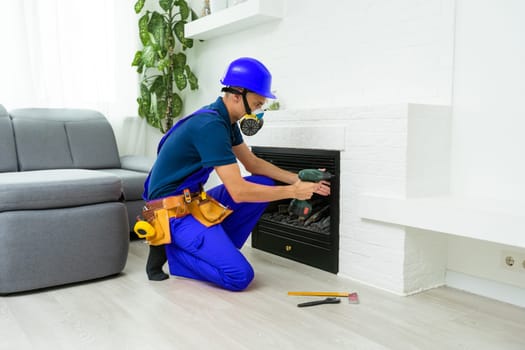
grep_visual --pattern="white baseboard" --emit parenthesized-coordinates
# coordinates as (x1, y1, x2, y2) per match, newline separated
(446, 270, 525, 308)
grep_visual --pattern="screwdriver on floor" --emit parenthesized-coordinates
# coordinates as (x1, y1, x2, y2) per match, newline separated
(297, 297, 341, 308)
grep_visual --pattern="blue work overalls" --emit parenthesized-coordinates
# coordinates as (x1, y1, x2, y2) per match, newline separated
(144, 109, 272, 291)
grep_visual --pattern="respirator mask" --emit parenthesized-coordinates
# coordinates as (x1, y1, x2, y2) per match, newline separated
(239, 110, 264, 136)
(222, 87, 266, 136)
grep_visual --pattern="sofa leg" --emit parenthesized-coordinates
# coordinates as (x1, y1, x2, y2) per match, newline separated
(146, 245, 169, 281)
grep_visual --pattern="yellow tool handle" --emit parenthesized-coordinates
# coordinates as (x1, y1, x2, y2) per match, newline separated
(287, 291, 350, 297)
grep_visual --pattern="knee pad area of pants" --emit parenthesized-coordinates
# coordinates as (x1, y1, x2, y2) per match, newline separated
(223, 263, 254, 291)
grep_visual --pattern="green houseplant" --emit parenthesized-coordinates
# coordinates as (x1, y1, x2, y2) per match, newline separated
(132, 0, 199, 133)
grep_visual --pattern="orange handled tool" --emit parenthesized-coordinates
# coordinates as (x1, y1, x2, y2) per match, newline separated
(288, 291, 359, 304)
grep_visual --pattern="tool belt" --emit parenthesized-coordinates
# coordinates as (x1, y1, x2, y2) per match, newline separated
(133, 189, 233, 246)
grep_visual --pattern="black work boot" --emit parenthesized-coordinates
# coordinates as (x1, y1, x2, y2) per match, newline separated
(146, 245, 169, 281)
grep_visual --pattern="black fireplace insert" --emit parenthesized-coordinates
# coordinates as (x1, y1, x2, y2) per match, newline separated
(251, 146, 340, 273)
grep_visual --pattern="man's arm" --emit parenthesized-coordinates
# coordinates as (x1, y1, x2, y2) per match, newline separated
(231, 142, 331, 198)
(232, 143, 298, 184)
(214, 161, 318, 203)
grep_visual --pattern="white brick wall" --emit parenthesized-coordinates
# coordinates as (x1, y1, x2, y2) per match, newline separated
(248, 104, 450, 294)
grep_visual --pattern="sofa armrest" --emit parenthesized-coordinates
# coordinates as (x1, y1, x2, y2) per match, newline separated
(120, 155, 155, 173)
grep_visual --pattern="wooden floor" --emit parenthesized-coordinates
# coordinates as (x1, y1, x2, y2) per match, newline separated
(1, 241, 524, 350)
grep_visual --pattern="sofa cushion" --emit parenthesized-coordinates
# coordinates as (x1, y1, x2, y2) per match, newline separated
(98, 168, 148, 201)
(11, 117, 75, 170)
(0, 105, 18, 172)
(9, 108, 121, 171)
(66, 119, 121, 169)
(0, 169, 123, 211)
(0, 202, 129, 294)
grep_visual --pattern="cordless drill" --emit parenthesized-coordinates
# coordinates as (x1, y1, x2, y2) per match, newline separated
(288, 169, 334, 219)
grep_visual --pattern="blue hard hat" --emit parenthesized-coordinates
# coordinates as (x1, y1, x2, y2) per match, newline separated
(220, 57, 276, 99)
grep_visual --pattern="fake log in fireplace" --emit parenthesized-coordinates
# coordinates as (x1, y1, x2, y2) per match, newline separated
(251, 147, 340, 273)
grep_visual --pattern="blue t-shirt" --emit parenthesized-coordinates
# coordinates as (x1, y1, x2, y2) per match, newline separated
(146, 97, 243, 200)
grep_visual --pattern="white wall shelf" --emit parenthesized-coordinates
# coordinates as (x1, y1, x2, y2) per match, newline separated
(359, 194, 525, 248)
(185, 0, 284, 40)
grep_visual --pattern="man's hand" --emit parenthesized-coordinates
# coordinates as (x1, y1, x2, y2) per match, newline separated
(297, 169, 332, 197)
(315, 180, 331, 196)
(291, 180, 319, 200)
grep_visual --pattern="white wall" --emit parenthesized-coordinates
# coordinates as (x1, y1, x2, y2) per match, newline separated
(451, 0, 525, 200)
(446, 0, 525, 301)
(184, 0, 455, 114)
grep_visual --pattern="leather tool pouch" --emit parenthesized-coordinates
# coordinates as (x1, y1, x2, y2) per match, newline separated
(188, 195, 233, 227)
(151, 208, 172, 245)
(140, 195, 190, 246)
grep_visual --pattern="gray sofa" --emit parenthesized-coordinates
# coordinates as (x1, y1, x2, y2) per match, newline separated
(0, 104, 152, 294)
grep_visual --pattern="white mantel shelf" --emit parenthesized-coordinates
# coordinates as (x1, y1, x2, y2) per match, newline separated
(359, 194, 525, 248)
(185, 0, 284, 40)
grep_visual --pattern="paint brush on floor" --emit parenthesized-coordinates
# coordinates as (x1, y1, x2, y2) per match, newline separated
(347, 292, 359, 304)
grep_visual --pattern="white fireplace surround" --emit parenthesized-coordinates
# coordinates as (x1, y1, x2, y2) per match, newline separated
(246, 103, 525, 296)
